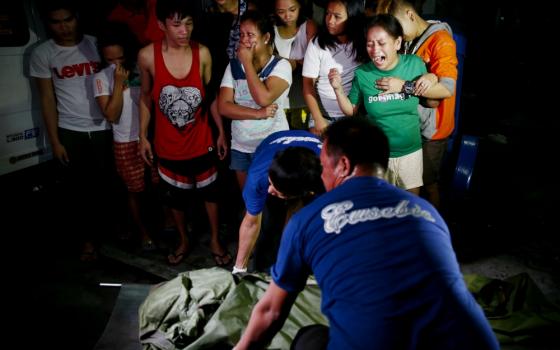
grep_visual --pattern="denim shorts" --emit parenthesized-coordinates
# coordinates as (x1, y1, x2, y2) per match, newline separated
(230, 149, 254, 172)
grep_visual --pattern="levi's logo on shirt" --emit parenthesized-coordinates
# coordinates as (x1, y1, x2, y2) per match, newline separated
(53, 61, 100, 79)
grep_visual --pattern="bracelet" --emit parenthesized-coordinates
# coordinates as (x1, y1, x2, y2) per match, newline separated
(232, 266, 247, 274)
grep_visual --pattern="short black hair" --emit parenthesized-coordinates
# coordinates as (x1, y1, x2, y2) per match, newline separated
(240, 10, 275, 45)
(269, 147, 324, 199)
(96, 22, 138, 70)
(323, 117, 389, 171)
(366, 13, 404, 40)
(273, 0, 311, 28)
(316, 0, 367, 62)
(40, 0, 78, 20)
(156, 0, 195, 23)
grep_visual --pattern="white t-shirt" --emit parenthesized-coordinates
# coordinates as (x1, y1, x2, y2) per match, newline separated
(93, 64, 141, 143)
(288, 21, 309, 61)
(274, 26, 297, 59)
(302, 38, 360, 119)
(273, 22, 310, 61)
(220, 56, 292, 153)
(29, 35, 108, 131)
(274, 24, 310, 109)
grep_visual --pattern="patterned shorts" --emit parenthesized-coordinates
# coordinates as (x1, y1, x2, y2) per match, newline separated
(114, 140, 158, 192)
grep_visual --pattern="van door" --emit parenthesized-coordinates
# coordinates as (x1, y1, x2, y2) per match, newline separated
(0, 1, 49, 176)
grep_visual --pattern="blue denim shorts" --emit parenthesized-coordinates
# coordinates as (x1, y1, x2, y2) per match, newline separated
(230, 149, 254, 171)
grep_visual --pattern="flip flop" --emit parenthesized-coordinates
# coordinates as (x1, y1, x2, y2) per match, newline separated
(168, 251, 187, 265)
(211, 251, 232, 267)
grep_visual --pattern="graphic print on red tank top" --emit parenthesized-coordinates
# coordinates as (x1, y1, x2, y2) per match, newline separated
(152, 41, 213, 160)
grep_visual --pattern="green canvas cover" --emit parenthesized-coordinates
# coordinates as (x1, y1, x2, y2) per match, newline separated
(465, 272, 560, 344)
(139, 268, 559, 349)
(139, 268, 327, 349)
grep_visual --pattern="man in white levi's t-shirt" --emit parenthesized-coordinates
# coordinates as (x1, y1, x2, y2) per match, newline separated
(29, 1, 115, 262)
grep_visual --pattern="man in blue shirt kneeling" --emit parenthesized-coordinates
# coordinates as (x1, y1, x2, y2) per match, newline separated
(234, 117, 499, 350)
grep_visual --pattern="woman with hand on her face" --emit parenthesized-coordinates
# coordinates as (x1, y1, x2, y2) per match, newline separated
(218, 10, 292, 191)
(93, 25, 159, 251)
(330, 14, 446, 195)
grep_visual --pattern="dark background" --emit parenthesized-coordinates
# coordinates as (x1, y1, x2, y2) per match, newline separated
(3, 0, 556, 349)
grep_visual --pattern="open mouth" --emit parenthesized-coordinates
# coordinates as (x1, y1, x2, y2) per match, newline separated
(373, 55, 386, 64)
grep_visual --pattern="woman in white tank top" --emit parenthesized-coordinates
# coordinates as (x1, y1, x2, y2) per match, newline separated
(273, 0, 317, 124)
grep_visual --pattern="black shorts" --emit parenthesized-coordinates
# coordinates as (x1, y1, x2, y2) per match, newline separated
(158, 152, 219, 208)
(422, 138, 448, 185)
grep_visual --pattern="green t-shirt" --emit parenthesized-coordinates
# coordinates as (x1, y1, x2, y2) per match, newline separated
(348, 55, 426, 157)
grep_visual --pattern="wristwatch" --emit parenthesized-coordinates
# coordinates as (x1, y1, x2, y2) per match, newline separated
(402, 80, 415, 95)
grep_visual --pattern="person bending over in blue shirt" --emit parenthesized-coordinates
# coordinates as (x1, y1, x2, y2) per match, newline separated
(234, 117, 499, 350)
(232, 129, 323, 274)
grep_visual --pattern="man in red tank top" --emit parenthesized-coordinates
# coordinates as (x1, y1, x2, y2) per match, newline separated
(138, 0, 230, 266)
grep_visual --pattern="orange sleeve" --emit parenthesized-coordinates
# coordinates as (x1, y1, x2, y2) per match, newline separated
(423, 31, 458, 80)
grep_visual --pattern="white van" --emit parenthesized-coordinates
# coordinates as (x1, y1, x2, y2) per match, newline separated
(0, 0, 50, 176)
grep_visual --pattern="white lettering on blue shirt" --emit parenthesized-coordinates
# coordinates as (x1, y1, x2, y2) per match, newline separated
(270, 136, 322, 147)
(321, 200, 435, 234)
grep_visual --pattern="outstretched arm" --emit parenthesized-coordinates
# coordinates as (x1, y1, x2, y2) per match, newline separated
(234, 281, 297, 350)
(234, 212, 263, 270)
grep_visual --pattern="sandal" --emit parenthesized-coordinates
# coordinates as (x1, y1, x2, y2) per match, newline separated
(168, 246, 188, 265)
(211, 251, 232, 267)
